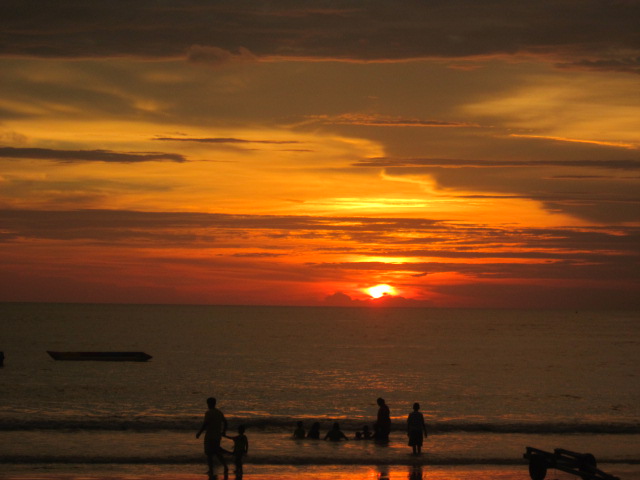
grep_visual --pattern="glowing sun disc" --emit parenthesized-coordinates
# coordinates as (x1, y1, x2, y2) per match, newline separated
(367, 284, 396, 298)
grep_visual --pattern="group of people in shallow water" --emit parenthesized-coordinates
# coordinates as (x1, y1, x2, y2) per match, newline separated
(197, 396, 428, 478)
(291, 397, 428, 455)
(293, 420, 375, 441)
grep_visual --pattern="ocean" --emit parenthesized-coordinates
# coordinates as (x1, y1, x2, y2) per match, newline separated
(0, 304, 638, 479)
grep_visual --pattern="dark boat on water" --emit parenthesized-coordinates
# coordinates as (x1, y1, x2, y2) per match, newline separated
(47, 351, 152, 362)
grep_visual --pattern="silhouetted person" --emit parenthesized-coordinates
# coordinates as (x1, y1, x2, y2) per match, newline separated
(196, 397, 228, 476)
(362, 425, 373, 439)
(225, 425, 248, 476)
(407, 402, 428, 455)
(324, 422, 348, 441)
(307, 421, 321, 439)
(293, 421, 306, 439)
(0, 351, 4, 367)
(375, 397, 391, 443)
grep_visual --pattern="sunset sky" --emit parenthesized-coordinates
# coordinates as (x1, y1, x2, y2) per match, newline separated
(1, 1, 639, 308)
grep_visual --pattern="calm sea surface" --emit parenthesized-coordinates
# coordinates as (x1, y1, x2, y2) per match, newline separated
(1, 304, 638, 477)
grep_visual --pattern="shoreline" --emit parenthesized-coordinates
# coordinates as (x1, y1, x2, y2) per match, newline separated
(2, 463, 639, 480)
(0, 464, 563, 480)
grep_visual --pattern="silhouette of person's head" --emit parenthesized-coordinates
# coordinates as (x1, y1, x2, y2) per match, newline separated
(238, 425, 246, 434)
(413, 402, 420, 411)
(332, 422, 340, 430)
(377, 397, 386, 407)
(207, 397, 217, 409)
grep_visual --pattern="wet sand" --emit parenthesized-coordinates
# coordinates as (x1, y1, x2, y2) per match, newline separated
(2, 463, 639, 480)
(0, 466, 521, 480)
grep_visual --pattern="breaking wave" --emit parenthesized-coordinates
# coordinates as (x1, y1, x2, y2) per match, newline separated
(1, 454, 637, 466)
(1, 417, 638, 434)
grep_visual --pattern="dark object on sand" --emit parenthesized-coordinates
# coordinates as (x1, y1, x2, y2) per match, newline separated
(0, 351, 4, 366)
(47, 351, 152, 362)
(524, 447, 619, 480)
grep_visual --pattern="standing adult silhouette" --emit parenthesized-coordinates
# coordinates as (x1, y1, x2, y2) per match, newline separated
(407, 402, 428, 455)
(196, 397, 228, 476)
(375, 397, 391, 443)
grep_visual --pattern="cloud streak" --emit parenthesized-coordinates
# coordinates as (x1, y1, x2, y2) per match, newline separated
(0, 147, 186, 163)
(2, 208, 637, 259)
(186, 45, 259, 67)
(154, 136, 300, 145)
(307, 114, 476, 128)
(355, 157, 640, 170)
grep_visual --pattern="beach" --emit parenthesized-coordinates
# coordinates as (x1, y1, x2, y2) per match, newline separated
(1, 304, 638, 479)
(0, 465, 532, 480)
(3, 464, 640, 480)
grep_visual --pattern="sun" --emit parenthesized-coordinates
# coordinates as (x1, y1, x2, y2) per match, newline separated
(366, 284, 396, 298)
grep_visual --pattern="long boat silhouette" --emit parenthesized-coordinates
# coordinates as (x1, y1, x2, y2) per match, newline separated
(47, 351, 152, 362)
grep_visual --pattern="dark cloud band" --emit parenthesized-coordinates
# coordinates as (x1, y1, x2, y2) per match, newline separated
(1, 1, 638, 72)
(154, 136, 300, 145)
(0, 147, 186, 163)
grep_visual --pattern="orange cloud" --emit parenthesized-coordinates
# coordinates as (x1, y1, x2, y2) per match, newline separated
(307, 113, 477, 128)
(509, 134, 637, 150)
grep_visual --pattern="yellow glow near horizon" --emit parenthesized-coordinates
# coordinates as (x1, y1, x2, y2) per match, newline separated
(366, 284, 396, 298)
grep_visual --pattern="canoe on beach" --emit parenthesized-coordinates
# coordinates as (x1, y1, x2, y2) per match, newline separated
(47, 351, 152, 362)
